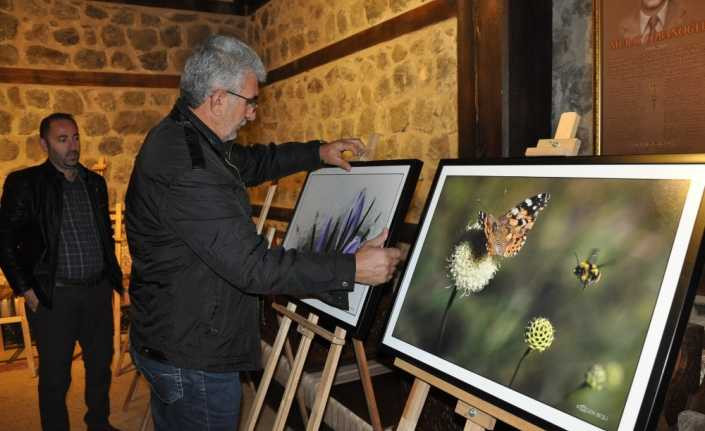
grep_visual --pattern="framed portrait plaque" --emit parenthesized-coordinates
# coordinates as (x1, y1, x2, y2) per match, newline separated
(283, 160, 421, 337)
(595, 1, 705, 155)
(382, 156, 705, 430)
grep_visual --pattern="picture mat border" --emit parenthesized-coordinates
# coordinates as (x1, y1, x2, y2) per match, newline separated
(381, 157, 705, 431)
(284, 160, 421, 336)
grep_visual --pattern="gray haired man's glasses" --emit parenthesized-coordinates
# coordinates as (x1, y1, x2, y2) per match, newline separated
(226, 90, 258, 110)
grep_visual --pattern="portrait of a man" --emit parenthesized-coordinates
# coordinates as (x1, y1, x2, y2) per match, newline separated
(618, 0, 688, 43)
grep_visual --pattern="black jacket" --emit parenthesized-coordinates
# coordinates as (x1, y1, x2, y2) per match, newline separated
(0, 161, 123, 308)
(125, 100, 355, 372)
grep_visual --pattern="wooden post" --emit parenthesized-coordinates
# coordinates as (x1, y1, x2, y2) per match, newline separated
(256, 182, 278, 235)
(112, 202, 124, 373)
(352, 338, 383, 431)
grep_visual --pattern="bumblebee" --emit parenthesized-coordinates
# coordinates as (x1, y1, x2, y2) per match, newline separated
(573, 249, 602, 289)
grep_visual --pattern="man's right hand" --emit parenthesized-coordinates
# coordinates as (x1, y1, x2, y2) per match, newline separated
(23, 289, 39, 312)
(354, 229, 402, 286)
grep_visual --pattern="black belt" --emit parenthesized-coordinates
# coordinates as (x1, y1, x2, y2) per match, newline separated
(138, 346, 169, 364)
(55, 272, 105, 288)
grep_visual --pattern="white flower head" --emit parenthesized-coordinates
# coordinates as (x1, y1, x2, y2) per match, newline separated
(447, 240, 499, 296)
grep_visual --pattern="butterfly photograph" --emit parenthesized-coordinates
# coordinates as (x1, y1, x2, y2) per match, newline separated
(382, 159, 704, 431)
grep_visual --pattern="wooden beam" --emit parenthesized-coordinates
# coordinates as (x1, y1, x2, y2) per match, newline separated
(266, 0, 457, 85)
(0, 67, 180, 88)
(92, 0, 268, 16)
(456, 0, 477, 159)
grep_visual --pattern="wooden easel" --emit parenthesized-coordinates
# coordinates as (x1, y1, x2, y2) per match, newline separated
(245, 302, 347, 431)
(395, 358, 543, 431)
(525, 112, 581, 157)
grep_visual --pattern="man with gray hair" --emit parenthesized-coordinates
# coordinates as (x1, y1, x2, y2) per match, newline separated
(125, 35, 401, 430)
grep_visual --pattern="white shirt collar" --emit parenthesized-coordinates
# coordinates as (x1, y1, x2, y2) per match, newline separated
(640, 1, 669, 34)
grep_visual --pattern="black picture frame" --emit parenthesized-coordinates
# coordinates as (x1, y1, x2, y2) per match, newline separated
(382, 155, 705, 430)
(283, 159, 422, 338)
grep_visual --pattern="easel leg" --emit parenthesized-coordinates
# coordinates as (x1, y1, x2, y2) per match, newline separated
(272, 312, 319, 431)
(244, 303, 297, 431)
(396, 378, 430, 431)
(306, 326, 346, 431)
(352, 338, 383, 431)
(285, 337, 310, 426)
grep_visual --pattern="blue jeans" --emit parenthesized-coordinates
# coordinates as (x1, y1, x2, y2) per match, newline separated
(131, 347, 242, 431)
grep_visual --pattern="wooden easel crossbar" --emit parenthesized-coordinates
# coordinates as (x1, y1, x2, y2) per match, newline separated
(395, 358, 544, 431)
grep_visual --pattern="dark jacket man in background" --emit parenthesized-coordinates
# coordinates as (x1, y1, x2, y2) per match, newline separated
(125, 35, 400, 431)
(0, 113, 123, 431)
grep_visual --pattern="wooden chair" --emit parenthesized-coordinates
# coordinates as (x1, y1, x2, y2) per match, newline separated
(0, 295, 37, 376)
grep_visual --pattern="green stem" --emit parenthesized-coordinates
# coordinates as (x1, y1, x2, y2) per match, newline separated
(435, 286, 458, 353)
(509, 348, 531, 388)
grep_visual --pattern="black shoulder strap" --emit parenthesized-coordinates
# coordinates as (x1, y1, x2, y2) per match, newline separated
(184, 126, 205, 169)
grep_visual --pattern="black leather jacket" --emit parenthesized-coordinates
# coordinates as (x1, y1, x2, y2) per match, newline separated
(125, 100, 355, 372)
(0, 161, 123, 308)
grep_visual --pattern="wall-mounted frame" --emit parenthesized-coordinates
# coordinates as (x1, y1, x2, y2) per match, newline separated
(594, 1, 705, 155)
(383, 155, 705, 431)
(283, 160, 421, 338)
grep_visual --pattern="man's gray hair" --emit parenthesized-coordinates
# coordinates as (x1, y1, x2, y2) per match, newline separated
(180, 35, 267, 108)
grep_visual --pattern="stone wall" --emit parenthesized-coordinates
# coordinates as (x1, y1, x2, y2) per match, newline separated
(0, 0, 249, 201)
(242, 0, 458, 223)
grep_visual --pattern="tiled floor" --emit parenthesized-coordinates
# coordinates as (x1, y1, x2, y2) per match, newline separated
(0, 349, 275, 431)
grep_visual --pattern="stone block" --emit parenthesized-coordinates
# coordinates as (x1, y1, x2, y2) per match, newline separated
(169, 13, 197, 23)
(392, 44, 407, 62)
(18, 112, 42, 135)
(96, 92, 116, 112)
(111, 51, 135, 71)
(111, 9, 135, 26)
(160, 25, 181, 48)
(25, 90, 50, 109)
(139, 50, 167, 71)
(83, 113, 110, 136)
(25, 135, 44, 161)
(0, 11, 17, 41)
(170, 49, 190, 72)
(98, 136, 123, 156)
(53, 90, 84, 115)
(364, 0, 386, 23)
(24, 23, 48, 43)
(85, 4, 107, 20)
(0, 138, 18, 161)
(0, 110, 10, 134)
(113, 110, 162, 135)
(411, 99, 434, 133)
(26, 45, 69, 65)
(83, 27, 96, 45)
(74, 49, 106, 69)
(151, 93, 173, 106)
(7, 86, 22, 107)
(101, 25, 125, 47)
(141, 13, 160, 27)
(53, 27, 80, 46)
(128, 28, 158, 52)
(0, 43, 17, 65)
(122, 91, 145, 107)
(187, 24, 211, 48)
(51, 1, 79, 20)
(19, 0, 46, 16)
(389, 102, 409, 132)
(0, 0, 11, 12)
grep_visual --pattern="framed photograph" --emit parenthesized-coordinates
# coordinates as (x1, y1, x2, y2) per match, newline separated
(595, 1, 705, 155)
(382, 156, 705, 431)
(283, 160, 421, 337)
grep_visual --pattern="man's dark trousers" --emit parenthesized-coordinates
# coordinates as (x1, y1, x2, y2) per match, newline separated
(27, 277, 114, 431)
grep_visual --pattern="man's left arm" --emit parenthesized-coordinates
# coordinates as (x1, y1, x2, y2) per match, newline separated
(229, 138, 365, 186)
